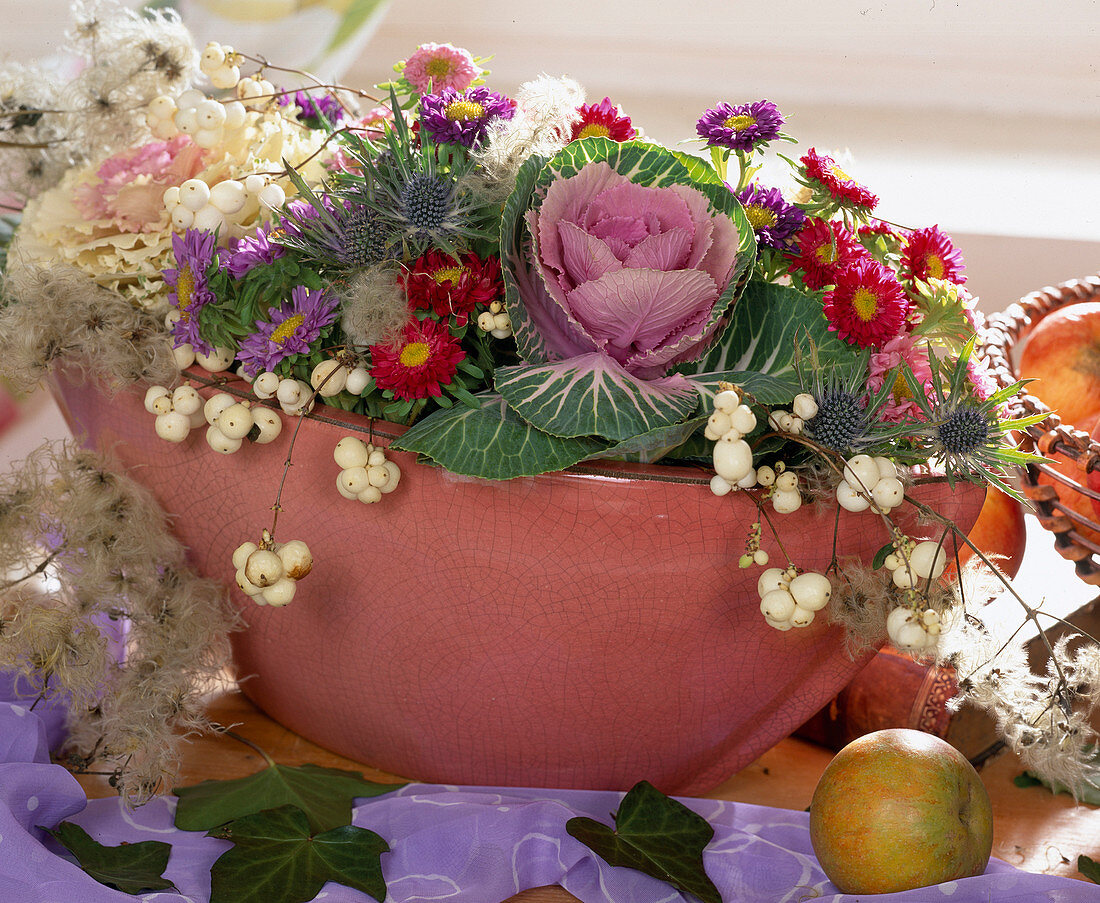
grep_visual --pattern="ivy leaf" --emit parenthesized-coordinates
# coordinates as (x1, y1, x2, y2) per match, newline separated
(1013, 766, 1100, 806)
(1079, 855, 1100, 884)
(174, 763, 404, 833)
(566, 781, 722, 903)
(207, 805, 388, 903)
(44, 821, 176, 895)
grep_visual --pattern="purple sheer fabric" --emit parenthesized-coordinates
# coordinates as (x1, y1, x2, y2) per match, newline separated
(1, 691, 1098, 902)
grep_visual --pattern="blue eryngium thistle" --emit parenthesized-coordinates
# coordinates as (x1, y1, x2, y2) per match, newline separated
(806, 385, 868, 452)
(318, 87, 498, 260)
(900, 337, 1046, 501)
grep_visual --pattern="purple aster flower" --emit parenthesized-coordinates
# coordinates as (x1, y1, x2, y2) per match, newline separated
(277, 89, 345, 128)
(163, 228, 217, 354)
(224, 222, 286, 279)
(418, 86, 515, 148)
(734, 183, 806, 251)
(696, 100, 784, 152)
(236, 285, 340, 376)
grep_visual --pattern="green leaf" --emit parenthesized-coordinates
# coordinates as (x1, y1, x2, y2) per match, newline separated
(1079, 855, 1100, 884)
(44, 822, 176, 895)
(871, 542, 894, 571)
(320, 0, 391, 55)
(1014, 764, 1100, 806)
(494, 354, 700, 441)
(392, 392, 606, 480)
(687, 280, 862, 384)
(566, 780, 721, 903)
(207, 805, 388, 903)
(174, 763, 404, 833)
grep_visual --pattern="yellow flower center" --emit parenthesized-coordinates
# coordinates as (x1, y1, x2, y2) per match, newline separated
(577, 123, 611, 139)
(176, 266, 195, 321)
(444, 100, 485, 122)
(399, 341, 431, 367)
(745, 204, 778, 231)
(924, 253, 945, 279)
(851, 287, 879, 322)
(425, 57, 453, 79)
(723, 114, 756, 131)
(814, 242, 838, 265)
(829, 162, 853, 183)
(271, 313, 305, 345)
(892, 371, 914, 401)
(432, 265, 466, 284)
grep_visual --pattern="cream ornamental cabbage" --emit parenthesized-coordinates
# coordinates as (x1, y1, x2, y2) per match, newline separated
(9, 96, 331, 309)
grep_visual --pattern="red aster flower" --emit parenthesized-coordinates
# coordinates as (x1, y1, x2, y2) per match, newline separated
(901, 225, 966, 284)
(823, 258, 910, 348)
(402, 250, 503, 325)
(800, 148, 878, 213)
(370, 317, 466, 400)
(570, 97, 636, 142)
(785, 218, 866, 290)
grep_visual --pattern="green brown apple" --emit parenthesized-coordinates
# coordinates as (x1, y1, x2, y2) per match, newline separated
(809, 728, 993, 894)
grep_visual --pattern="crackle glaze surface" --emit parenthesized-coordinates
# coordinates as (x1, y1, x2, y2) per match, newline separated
(53, 370, 983, 794)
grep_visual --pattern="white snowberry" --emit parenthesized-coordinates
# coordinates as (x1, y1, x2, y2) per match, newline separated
(311, 360, 349, 396)
(216, 403, 254, 440)
(250, 408, 282, 444)
(195, 346, 235, 373)
(205, 425, 242, 455)
(792, 393, 818, 420)
(713, 438, 753, 484)
(345, 367, 371, 395)
(759, 588, 796, 622)
(334, 436, 370, 469)
(871, 476, 905, 511)
(144, 385, 170, 414)
(154, 411, 190, 442)
(203, 392, 237, 426)
(276, 540, 313, 580)
(171, 385, 203, 416)
(772, 489, 802, 514)
(709, 474, 733, 497)
(910, 540, 948, 580)
(713, 389, 740, 413)
(261, 577, 297, 607)
(245, 549, 284, 588)
(232, 541, 259, 570)
(253, 371, 280, 399)
(843, 454, 880, 493)
(788, 572, 832, 611)
(836, 480, 872, 512)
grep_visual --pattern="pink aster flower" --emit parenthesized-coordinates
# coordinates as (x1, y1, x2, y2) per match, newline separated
(570, 98, 636, 142)
(823, 258, 909, 348)
(402, 43, 481, 94)
(785, 218, 866, 291)
(800, 147, 878, 213)
(73, 136, 205, 233)
(867, 333, 934, 423)
(901, 225, 966, 284)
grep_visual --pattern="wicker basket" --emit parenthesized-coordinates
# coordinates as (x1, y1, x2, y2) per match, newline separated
(979, 273, 1100, 584)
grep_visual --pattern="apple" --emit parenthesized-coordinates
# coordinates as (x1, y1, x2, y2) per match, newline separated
(809, 728, 993, 895)
(1018, 301, 1100, 428)
(944, 487, 1027, 579)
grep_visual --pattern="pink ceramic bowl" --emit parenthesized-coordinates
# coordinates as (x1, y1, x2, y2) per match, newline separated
(53, 369, 983, 794)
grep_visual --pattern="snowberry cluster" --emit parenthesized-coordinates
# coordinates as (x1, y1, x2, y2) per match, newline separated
(476, 301, 513, 339)
(885, 538, 947, 589)
(164, 311, 237, 372)
(146, 90, 247, 147)
(201, 392, 282, 454)
(200, 41, 243, 90)
(757, 567, 833, 631)
(886, 605, 943, 652)
(163, 172, 285, 238)
(308, 360, 372, 398)
(707, 387, 757, 491)
(835, 453, 906, 514)
(233, 530, 313, 606)
(144, 384, 206, 443)
(766, 392, 818, 436)
(333, 436, 401, 504)
(251, 371, 316, 416)
(707, 388, 805, 514)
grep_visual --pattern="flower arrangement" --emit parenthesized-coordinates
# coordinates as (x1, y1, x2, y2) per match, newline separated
(1, 0, 1098, 802)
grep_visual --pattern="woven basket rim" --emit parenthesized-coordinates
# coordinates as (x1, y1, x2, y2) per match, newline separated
(979, 272, 1100, 582)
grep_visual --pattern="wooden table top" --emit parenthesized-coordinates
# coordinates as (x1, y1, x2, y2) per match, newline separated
(73, 687, 1100, 903)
